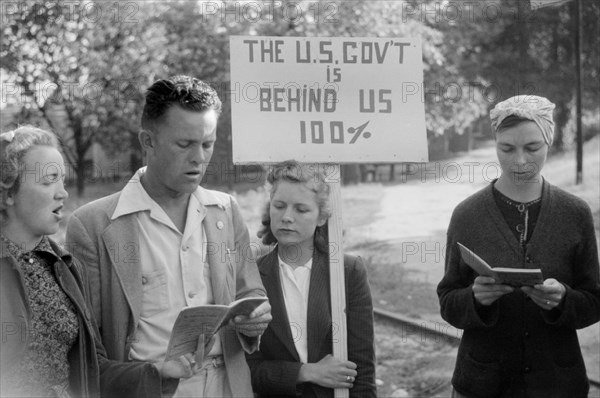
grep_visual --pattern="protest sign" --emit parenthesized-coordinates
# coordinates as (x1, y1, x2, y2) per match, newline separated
(230, 36, 428, 163)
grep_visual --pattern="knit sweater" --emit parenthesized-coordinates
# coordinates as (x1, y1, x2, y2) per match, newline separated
(437, 180, 600, 398)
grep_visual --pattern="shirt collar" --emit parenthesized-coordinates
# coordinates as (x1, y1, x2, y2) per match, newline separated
(112, 167, 229, 221)
(0, 235, 68, 264)
(278, 254, 313, 271)
(112, 168, 151, 219)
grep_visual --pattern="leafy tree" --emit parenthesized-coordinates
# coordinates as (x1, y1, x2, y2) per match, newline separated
(5, 0, 593, 192)
(431, 0, 599, 151)
(1, 1, 165, 194)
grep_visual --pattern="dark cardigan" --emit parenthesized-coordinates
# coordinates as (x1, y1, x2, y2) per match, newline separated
(437, 180, 600, 398)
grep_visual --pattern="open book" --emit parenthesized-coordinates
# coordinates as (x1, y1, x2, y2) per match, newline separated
(457, 242, 543, 287)
(165, 296, 268, 361)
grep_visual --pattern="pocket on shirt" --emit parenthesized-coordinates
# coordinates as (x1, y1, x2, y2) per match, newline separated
(551, 360, 588, 397)
(452, 352, 502, 397)
(141, 270, 169, 317)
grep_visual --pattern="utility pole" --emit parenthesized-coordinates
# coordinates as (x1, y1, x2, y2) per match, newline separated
(575, 0, 583, 184)
(531, 0, 583, 184)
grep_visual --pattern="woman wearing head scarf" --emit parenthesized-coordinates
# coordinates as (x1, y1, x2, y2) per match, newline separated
(437, 96, 600, 398)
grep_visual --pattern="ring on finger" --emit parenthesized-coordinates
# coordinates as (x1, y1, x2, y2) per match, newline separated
(546, 300, 551, 305)
(346, 375, 353, 382)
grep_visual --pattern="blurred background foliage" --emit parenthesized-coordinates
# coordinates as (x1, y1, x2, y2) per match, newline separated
(1, 0, 598, 193)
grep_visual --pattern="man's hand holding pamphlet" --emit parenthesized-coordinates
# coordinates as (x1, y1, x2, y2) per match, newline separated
(165, 296, 268, 362)
(457, 242, 543, 287)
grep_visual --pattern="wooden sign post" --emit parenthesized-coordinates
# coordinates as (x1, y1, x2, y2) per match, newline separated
(230, 36, 427, 397)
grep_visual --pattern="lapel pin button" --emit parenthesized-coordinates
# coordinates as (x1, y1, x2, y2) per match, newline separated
(217, 221, 224, 230)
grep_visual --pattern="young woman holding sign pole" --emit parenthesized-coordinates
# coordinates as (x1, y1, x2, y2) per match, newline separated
(247, 161, 376, 398)
(437, 96, 600, 398)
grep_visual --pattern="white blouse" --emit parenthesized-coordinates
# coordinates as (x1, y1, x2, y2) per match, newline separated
(278, 255, 313, 364)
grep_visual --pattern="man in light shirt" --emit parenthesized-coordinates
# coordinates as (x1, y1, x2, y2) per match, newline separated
(66, 75, 271, 397)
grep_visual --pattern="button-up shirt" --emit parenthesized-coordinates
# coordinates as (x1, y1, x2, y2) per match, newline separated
(111, 169, 222, 363)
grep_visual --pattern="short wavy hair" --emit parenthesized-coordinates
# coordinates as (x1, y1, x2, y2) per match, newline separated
(141, 75, 222, 132)
(257, 160, 332, 253)
(1, 125, 59, 222)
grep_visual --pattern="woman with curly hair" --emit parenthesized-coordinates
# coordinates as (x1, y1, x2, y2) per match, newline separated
(0, 126, 194, 397)
(247, 161, 376, 398)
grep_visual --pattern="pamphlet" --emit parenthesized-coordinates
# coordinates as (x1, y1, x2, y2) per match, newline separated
(457, 242, 544, 287)
(165, 296, 268, 361)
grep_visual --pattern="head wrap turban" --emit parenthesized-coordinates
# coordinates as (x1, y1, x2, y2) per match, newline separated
(0, 130, 15, 142)
(490, 95, 556, 146)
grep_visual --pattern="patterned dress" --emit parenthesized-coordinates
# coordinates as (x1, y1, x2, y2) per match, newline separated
(1, 235, 79, 398)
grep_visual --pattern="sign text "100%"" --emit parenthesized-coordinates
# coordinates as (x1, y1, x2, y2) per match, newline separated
(300, 121, 372, 144)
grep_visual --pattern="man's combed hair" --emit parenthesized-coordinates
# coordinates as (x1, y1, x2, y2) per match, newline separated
(141, 75, 222, 131)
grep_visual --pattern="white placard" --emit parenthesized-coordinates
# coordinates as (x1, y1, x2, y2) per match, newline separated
(230, 35, 428, 164)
